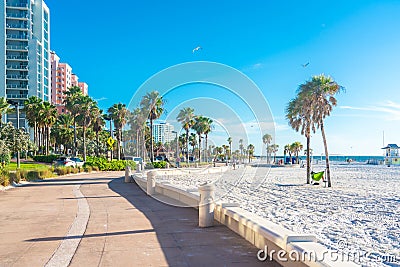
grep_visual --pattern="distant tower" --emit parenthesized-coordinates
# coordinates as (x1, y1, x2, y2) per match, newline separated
(1, 0, 51, 127)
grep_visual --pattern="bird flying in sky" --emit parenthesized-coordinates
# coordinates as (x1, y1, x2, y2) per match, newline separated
(192, 46, 202, 53)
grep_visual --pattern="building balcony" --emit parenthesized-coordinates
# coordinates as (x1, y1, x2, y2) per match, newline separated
(6, 84, 29, 89)
(6, 45, 28, 51)
(6, 55, 28, 61)
(6, 2, 29, 10)
(7, 94, 28, 99)
(6, 74, 29, 80)
(6, 34, 29, 40)
(6, 65, 28, 70)
(6, 23, 29, 30)
(6, 13, 29, 19)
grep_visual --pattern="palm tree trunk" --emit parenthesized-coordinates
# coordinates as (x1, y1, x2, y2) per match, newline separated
(150, 119, 154, 162)
(96, 130, 99, 157)
(47, 126, 50, 155)
(321, 122, 331, 187)
(34, 122, 37, 155)
(185, 129, 189, 164)
(117, 129, 121, 160)
(73, 118, 77, 156)
(198, 135, 201, 162)
(83, 124, 86, 161)
(306, 134, 311, 184)
(205, 134, 208, 163)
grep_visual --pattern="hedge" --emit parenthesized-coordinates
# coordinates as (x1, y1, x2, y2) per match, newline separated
(32, 155, 59, 163)
(83, 156, 135, 171)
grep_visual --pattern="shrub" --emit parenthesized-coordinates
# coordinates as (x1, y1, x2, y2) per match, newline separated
(1, 169, 10, 186)
(32, 155, 59, 163)
(39, 169, 53, 179)
(26, 171, 39, 181)
(83, 156, 134, 171)
(71, 168, 78, 174)
(84, 166, 92, 173)
(153, 161, 167, 169)
(55, 167, 67, 176)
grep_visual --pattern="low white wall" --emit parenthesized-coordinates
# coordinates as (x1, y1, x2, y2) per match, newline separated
(131, 171, 359, 267)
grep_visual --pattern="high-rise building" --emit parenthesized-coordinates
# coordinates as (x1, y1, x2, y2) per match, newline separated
(50, 52, 89, 114)
(152, 122, 175, 144)
(0, 0, 50, 127)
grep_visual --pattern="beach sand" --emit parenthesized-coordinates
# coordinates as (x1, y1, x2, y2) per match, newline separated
(155, 163, 400, 267)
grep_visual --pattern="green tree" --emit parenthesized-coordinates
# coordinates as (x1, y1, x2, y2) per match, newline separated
(140, 91, 164, 162)
(92, 109, 105, 157)
(107, 103, 128, 160)
(227, 137, 232, 160)
(290, 141, 303, 164)
(239, 139, 244, 163)
(38, 101, 57, 155)
(262, 133, 272, 163)
(1, 123, 30, 168)
(0, 97, 12, 124)
(24, 96, 42, 151)
(64, 86, 83, 156)
(299, 74, 344, 187)
(176, 107, 195, 164)
(247, 144, 255, 163)
(192, 116, 209, 162)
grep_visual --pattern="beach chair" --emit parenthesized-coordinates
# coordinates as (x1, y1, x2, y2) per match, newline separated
(311, 170, 325, 185)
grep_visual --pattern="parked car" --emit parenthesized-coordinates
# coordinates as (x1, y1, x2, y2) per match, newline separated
(70, 157, 85, 167)
(54, 157, 76, 167)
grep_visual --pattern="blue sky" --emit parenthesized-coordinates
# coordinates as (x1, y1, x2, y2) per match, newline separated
(46, 0, 400, 155)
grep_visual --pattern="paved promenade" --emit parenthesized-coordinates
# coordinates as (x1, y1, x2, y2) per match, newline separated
(0, 172, 280, 267)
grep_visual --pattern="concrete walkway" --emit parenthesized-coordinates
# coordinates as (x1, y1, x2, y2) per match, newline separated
(0, 172, 280, 267)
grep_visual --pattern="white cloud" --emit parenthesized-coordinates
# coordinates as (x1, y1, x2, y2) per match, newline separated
(339, 101, 400, 120)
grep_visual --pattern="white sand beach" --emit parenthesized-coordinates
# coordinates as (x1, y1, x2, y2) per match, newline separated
(155, 163, 400, 267)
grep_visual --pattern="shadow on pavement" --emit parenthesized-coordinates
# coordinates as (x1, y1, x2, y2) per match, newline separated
(107, 177, 280, 266)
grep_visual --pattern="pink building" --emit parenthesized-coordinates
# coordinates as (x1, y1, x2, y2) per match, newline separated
(50, 51, 89, 114)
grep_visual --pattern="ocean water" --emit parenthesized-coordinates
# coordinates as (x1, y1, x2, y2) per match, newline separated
(273, 155, 385, 164)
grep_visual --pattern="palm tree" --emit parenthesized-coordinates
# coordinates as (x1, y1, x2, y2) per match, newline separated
(108, 103, 129, 160)
(176, 107, 195, 164)
(24, 96, 42, 151)
(189, 132, 197, 156)
(227, 137, 232, 160)
(262, 133, 272, 163)
(284, 144, 291, 164)
(286, 94, 313, 183)
(128, 107, 147, 158)
(92, 108, 105, 157)
(64, 86, 83, 156)
(0, 97, 13, 125)
(270, 144, 279, 163)
(140, 91, 164, 162)
(299, 74, 344, 187)
(202, 117, 213, 162)
(239, 139, 244, 163)
(39, 102, 58, 155)
(247, 144, 254, 163)
(291, 141, 303, 164)
(53, 113, 74, 154)
(192, 116, 208, 162)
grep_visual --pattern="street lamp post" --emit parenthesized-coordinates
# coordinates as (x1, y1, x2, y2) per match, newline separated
(8, 100, 20, 168)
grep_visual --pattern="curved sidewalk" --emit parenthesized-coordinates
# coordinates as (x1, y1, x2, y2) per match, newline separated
(0, 172, 280, 266)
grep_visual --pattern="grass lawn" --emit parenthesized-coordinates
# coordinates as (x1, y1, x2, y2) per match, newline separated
(5, 162, 50, 171)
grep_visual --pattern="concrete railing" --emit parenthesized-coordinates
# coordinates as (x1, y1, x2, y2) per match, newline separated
(129, 168, 359, 267)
